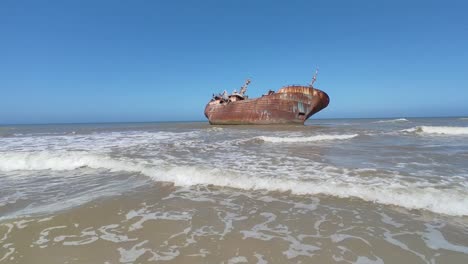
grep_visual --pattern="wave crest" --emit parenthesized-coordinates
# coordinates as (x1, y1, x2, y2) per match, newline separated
(374, 118, 408, 123)
(256, 134, 358, 143)
(2, 151, 467, 216)
(0, 151, 144, 172)
(402, 126, 468, 135)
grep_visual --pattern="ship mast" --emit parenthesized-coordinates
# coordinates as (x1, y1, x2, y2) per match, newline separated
(239, 78, 251, 96)
(310, 68, 319, 87)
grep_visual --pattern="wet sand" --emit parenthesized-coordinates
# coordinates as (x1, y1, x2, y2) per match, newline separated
(2, 183, 468, 263)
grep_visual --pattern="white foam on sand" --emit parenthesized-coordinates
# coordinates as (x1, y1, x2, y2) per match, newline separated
(2, 151, 468, 217)
(402, 126, 468, 135)
(256, 134, 358, 143)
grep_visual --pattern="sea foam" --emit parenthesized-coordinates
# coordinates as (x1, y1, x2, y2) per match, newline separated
(130, 167, 468, 217)
(374, 118, 409, 123)
(2, 151, 467, 216)
(256, 134, 358, 143)
(0, 151, 143, 172)
(402, 126, 468, 135)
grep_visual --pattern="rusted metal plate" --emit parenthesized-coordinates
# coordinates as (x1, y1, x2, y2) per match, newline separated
(204, 85, 329, 125)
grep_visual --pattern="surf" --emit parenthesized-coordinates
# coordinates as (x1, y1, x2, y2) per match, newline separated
(2, 150, 467, 217)
(374, 118, 409, 123)
(402, 126, 468, 135)
(255, 134, 358, 143)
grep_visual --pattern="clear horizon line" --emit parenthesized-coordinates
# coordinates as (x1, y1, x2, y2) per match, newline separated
(1, 115, 467, 126)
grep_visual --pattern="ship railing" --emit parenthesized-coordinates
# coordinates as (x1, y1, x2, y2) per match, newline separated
(283, 84, 312, 87)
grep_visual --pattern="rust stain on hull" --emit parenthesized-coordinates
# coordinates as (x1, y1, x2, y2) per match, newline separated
(205, 84, 330, 125)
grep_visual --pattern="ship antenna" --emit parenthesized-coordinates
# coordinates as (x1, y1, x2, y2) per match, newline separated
(310, 68, 319, 87)
(239, 78, 251, 96)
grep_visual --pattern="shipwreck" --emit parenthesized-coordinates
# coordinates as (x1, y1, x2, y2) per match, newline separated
(204, 71, 330, 125)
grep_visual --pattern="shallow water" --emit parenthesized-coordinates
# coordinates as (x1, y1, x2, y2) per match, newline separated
(1, 118, 468, 263)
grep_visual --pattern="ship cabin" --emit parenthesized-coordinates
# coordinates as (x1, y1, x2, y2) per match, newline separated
(210, 79, 251, 105)
(228, 92, 246, 102)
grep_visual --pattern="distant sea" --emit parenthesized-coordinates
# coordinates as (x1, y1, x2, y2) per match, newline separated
(1, 117, 468, 263)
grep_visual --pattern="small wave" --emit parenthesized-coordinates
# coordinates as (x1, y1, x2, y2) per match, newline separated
(256, 134, 358, 143)
(2, 151, 467, 216)
(402, 126, 468, 135)
(0, 151, 144, 172)
(459, 117, 468, 120)
(133, 167, 468, 217)
(374, 118, 408, 123)
(205, 127, 224, 132)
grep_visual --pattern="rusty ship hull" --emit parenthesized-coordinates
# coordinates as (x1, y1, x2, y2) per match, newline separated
(204, 85, 330, 125)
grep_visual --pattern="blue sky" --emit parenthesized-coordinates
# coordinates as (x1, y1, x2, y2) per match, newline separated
(1, 0, 467, 124)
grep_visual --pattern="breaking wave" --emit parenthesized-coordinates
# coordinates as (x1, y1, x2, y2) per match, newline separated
(402, 126, 468, 135)
(374, 118, 409, 123)
(145, 167, 468, 217)
(2, 151, 467, 216)
(256, 134, 358, 143)
(0, 151, 143, 172)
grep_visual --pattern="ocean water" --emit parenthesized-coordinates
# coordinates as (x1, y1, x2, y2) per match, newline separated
(1, 118, 468, 263)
